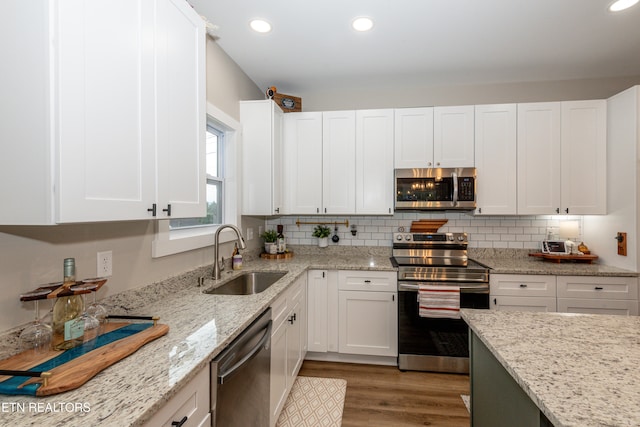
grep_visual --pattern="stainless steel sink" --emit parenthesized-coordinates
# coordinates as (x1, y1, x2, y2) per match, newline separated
(205, 271, 287, 295)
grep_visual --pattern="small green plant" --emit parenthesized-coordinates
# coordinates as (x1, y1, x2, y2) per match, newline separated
(260, 229, 278, 243)
(312, 225, 331, 238)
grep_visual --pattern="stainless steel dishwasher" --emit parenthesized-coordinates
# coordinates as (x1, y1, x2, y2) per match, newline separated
(211, 308, 272, 427)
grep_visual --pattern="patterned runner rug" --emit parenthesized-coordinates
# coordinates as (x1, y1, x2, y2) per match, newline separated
(276, 376, 347, 427)
(461, 394, 470, 413)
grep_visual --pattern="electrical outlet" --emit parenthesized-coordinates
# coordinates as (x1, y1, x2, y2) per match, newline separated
(97, 251, 113, 277)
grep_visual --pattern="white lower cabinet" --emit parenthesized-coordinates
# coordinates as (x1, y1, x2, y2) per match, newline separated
(270, 275, 307, 427)
(337, 271, 397, 357)
(491, 274, 638, 315)
(142, 366, 210, 427)
(556, 276, 638, 315)
(490, 274, 557, 312)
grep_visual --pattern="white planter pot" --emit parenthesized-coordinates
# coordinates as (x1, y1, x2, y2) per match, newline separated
(318, 237, 328, 248)
(264, 242, 277, 254)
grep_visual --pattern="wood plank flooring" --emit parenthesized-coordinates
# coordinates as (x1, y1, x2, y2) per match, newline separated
(298, 360, 470, 427)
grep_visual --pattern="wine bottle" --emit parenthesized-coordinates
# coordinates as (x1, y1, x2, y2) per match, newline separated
(276, 225, 286, 254)
(52, 258, 85, 350)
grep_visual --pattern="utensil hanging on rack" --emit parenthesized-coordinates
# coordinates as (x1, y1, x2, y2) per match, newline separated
(332, 226, 340, 243)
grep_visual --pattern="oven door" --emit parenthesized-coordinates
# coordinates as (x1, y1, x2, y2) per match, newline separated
(397, 281, 488, 372)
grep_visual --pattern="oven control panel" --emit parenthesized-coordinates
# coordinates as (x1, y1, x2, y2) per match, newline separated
(393, 232, 467, 244)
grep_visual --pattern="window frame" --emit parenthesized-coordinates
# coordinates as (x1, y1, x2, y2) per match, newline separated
(152, 102, 241, 258)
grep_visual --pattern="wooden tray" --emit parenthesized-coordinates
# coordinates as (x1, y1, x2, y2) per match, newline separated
(0, 319, 168, 396)
(410, 219, 448, 233)
(260, 251, 294, 259)
(529, 252, 599, 264)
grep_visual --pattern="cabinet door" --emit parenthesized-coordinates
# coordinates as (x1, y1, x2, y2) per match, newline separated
(474, 104, 517, 215)
(517, 102, 561, 214)
(560, 100, 607, 215)
(323, 111, 356, 214)
(56, 0, 157, 222)
(155, 0, 206, 219)
(269, 320, 288, 427)
(433, 106, 475, 167)
(338, 290, 397, 357)
(355, 109, 394, 214)
(307, 270, 329, 352)
(491, 296, 557, 312)
(394, 108, 434, 168)
(241, 100, 284, 215)
(283, 112, 323, 214)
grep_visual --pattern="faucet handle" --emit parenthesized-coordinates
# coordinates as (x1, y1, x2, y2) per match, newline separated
(219, 256, 225, 272)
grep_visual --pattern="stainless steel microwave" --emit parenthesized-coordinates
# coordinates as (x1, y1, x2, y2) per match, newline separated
(395, 168, 477, 211)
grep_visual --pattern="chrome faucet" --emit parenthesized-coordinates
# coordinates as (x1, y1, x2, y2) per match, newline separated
(212, 224, 247, 280)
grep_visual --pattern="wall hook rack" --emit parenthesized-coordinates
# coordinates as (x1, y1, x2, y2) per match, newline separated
(295, 218, 349, 228)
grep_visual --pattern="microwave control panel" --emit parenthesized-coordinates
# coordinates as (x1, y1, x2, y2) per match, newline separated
(458, 177, 475, 201)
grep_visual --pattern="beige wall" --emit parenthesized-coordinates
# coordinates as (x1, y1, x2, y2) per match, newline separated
(0, 38, 263, 333)
(298, 75, 640, 111)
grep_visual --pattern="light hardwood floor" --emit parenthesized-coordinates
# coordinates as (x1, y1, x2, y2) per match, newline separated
(298, 360, 470, 427)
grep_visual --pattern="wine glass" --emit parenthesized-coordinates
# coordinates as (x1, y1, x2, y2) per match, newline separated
(19, 299, 52, 354)
(85, 292, 108, 336)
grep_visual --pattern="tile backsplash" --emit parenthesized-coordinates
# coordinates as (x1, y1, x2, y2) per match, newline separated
(266, 212, 583, 250)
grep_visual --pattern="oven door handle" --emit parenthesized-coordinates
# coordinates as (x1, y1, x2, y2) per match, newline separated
(398, 282, 489, 293)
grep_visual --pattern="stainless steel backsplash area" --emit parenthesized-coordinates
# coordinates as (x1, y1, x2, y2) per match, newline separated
(266, 212, 583, 250)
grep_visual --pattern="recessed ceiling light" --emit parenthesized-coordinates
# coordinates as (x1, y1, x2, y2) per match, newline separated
(352, 17, 374, 32)
(609, 0, 639, 12)
(249, 19, 272, 33)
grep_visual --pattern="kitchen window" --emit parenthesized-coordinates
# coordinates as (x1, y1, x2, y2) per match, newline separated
(152, 102, 240, 257)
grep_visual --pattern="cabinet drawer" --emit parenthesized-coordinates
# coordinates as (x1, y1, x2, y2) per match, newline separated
(490, 274, 556, 297)
(271, 291, 289, 328)
(143, 367, 210, 427)
(556, 276, 638, 300)
(557, 298, 639, 316)
(338, 270, 397, 292)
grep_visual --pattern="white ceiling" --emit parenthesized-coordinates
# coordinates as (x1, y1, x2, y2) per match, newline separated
(189, 0, 640, 95)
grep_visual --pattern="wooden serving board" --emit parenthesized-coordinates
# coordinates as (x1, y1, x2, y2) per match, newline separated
(0, 322, 168, 396)
(529, 252, 599, 264)
(260, 251, 294, 259)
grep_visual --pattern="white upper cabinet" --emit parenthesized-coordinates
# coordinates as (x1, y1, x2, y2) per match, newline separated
(560, 100, 607, 215)
(0, 0, 205, 224)
(241, 100, 284, 216)
(517, 102, 562, 215)
(474, 104, 517, 215)
(323, 111, 357, 214)
(355, 109, 395, 215)
(283, 112, 323, 214)
(517, 100, 606, 215)
(433, 106, 475, 167)
(394, 108, 434, 168)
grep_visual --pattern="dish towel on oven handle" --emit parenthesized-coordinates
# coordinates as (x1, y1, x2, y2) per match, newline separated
(418, 284, 461, 319)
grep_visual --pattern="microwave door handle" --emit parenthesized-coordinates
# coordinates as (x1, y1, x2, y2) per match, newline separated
(452, 171, 458, 207)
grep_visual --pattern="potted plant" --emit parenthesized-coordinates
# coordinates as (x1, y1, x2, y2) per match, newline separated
(312, 225, 331, 248)
(260, 230, 278, 254)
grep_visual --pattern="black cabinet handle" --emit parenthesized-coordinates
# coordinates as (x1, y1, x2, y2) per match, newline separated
(565, 208, 569, 214)
(493, 298, 497, 305)
(288, 313, 297, 324)
(364, 280, 371, 283)
(172, 416, 188, 427)
(162, 204, 172, 216)
(519, 284, 527, 288)
(556, 208, 560, 214)
(147, 203, 157, 217)
(595, 286, 603, 290)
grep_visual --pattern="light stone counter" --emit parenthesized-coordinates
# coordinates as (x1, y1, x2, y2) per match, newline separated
(0, 247, 394, 427)
(470, 249, 638, 277)
(462, 309, 640, 427)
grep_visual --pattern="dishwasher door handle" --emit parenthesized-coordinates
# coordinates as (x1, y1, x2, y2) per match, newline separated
(218, 320, 272, 385)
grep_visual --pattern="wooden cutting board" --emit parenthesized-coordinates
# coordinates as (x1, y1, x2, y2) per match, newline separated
(0, 322, 168, 396)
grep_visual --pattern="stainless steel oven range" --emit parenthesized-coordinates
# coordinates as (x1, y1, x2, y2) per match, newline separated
(391, 232, 489, 374)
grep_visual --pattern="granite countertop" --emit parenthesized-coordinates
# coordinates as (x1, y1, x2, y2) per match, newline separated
(0, 248, 394, 426)
(462, 309, 640, 427)
(469, 249, 638, 277)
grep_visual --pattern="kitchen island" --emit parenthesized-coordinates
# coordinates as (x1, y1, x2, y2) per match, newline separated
(462, 309, 640, 427)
